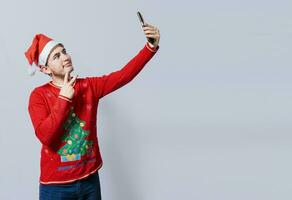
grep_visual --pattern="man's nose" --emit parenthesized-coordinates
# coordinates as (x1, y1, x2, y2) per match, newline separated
(62, 53, 70, 61)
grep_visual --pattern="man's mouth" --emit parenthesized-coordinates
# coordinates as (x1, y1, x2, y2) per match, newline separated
(64, 62, 72, 68)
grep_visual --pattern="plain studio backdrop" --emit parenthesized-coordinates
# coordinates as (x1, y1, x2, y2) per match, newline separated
(0, 0, 292, 199)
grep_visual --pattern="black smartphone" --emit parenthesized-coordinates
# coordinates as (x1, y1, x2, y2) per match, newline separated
(137, 11, 145, 27)
(137, 11, 155, 44)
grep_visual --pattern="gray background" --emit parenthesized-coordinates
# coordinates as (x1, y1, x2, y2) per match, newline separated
(0, 0, 292, 199)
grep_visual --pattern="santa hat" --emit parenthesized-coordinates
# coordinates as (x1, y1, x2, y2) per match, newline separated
(25, 34, 60, 76)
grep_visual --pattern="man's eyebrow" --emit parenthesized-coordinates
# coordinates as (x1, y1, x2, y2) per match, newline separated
(52, 48, 65, 58)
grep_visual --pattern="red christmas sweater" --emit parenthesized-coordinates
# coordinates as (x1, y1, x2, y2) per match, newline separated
(28, 43, 158, 184)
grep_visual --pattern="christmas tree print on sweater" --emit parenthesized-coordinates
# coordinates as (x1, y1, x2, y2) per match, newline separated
(58, 107, 93, 162)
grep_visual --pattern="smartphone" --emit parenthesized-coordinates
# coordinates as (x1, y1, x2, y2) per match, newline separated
(137, 11, 145, 27)
(137, 11, 155, 44)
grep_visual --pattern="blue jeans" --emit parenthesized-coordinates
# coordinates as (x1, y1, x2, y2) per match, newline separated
(39, 172, 102, 200)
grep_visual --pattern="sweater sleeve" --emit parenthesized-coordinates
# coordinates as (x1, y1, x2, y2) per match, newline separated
(28, 89, 72, 147)
(88, 43, 159, 99)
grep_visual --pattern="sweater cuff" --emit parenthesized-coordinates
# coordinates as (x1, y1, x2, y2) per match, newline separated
(145, 42, 159, 53)
(58, 95, 72, 102)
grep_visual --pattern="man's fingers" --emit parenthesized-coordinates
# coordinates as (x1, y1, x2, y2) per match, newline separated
(145, 30, 160, 37)
(64, 72, 69, 84)
(143, 26, 156, 31)
(146, 35, 158, 39)
(144, 23, 153, 28)
(69, 75, 78, 86)
(143, 27, 159, 35)
(144, 30, 156, 34)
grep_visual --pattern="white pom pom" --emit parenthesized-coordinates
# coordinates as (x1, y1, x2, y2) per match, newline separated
(27, 64, 38, 76)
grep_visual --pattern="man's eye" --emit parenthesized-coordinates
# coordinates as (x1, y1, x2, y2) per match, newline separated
(54, 54, 60, 60)
(62, 49, 67, 54)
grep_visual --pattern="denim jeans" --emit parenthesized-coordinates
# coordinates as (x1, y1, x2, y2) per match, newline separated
(39, 172, 102, 200)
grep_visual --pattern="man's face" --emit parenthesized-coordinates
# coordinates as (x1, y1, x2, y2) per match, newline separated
(41, 44, 73, 77)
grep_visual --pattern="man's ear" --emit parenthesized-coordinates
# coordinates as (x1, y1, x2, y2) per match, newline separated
(40, 65, 51, 75)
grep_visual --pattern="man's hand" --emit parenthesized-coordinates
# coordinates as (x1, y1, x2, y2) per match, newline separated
(59, 72, 77, 100)
(143, 23, 160, 48)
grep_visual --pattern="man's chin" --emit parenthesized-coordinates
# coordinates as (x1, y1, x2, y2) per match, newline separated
(64, 66, 74, 74)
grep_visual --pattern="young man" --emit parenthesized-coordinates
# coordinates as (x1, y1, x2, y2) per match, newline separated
(25, 23, 160, 200)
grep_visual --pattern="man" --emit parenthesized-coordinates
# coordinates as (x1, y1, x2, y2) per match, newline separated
(25, 23, 160, 200)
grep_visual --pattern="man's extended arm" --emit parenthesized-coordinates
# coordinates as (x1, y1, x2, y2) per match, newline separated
(88, 42, 158, 99)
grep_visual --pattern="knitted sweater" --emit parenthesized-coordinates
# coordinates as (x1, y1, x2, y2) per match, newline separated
(28, 43, 158, 184)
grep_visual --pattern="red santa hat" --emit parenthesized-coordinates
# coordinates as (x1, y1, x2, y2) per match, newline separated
(25, 34, 60, 75)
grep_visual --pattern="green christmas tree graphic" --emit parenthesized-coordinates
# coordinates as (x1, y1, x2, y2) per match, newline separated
(58, 108, 93, 162)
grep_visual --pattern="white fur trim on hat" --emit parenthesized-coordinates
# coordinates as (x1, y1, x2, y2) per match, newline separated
(38, 40, 59, 66)
(27, 64, 39, 76)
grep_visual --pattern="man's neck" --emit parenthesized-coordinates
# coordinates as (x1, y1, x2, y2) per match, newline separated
(51, 75, 71, 87)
